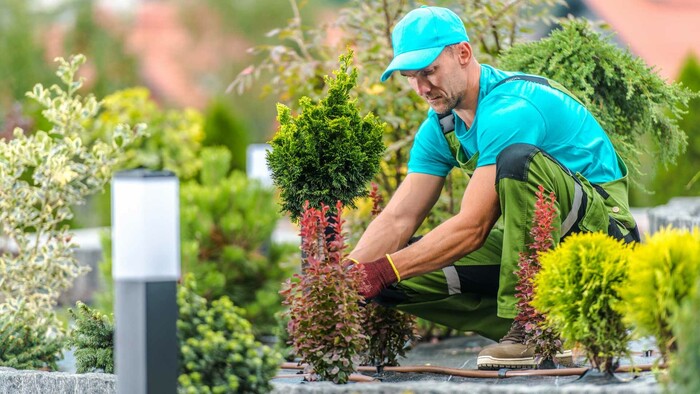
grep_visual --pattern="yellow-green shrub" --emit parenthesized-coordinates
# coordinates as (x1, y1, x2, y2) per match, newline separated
(670, 278, 700, 393)
(619, 227, 700, 361)
(89, 87, 204, 181)
(532, 232, 632, 373)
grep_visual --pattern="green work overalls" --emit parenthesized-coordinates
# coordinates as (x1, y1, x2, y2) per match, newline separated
(374, 76, 639, 341)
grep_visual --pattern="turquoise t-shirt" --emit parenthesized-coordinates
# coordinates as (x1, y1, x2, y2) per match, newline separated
(407, 64, 622, 184)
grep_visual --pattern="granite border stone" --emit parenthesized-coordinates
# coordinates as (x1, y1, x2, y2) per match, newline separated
(0, 368, 115, 394)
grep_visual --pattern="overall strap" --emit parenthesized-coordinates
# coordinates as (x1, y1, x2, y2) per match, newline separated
(438, 112, 471, 171)
(439, 74, 583, 173)
(438, 74, 583, 166)
(492, 75, 584, 106)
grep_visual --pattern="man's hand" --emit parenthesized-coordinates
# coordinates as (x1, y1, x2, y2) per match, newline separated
(350, 255, 401, 299)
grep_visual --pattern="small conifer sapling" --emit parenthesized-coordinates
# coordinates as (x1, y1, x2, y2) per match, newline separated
(68, 301, 115, 373)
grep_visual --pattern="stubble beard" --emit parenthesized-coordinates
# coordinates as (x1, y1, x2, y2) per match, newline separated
(430, 92, 462, 116)
(432, 94, 460, 117)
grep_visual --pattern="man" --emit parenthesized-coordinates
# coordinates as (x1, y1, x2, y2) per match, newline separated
(347, 5, 639, 370)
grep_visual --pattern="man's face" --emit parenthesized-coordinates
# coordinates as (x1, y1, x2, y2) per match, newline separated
(400, 47, 467, 116)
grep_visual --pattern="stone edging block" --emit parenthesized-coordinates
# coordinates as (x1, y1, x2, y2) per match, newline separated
(0, 368, 115, 394)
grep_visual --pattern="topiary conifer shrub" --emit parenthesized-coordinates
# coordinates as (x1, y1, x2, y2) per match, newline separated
(514, 185, 562, 366)
(619, 227, 700, 362)
(532, 232, 632, 375)
(499, 19, 697, 183)
(68, 301, 115, 373)
(266, 50, 385, 222)
(280, 201, 367, 384)
(178, 273, 280, 394)
(669, 277, 700, 393)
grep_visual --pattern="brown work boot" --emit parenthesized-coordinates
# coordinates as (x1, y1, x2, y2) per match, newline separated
(477, 321, 536, 370)
(477, 321, 574, 370)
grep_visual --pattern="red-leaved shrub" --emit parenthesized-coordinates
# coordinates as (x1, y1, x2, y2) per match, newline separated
(514, 184, 562, 362)
(280, 201, 367, 383)
(360, 183, 418, 368)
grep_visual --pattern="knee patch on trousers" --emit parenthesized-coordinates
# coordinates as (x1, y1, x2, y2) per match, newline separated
(495, 143, 540, 183)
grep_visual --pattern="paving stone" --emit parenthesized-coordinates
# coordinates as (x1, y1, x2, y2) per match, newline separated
(272, 380, 660, 393)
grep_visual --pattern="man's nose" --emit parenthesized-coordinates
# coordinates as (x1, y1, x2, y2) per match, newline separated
(413, 76, 431, 96)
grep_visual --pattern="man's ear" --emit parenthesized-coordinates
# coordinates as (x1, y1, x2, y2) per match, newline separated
(457, 42, 473, 65)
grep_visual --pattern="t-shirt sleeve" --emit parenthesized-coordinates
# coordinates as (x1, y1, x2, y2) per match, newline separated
(407, 117, 458, 177)
(476, 94, 548, 167)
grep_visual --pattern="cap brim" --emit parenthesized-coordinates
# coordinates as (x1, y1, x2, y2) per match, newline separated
(380, 46, 444, 82)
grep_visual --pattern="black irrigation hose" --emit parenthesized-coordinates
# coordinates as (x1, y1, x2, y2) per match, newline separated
(279, 362, 660, 380)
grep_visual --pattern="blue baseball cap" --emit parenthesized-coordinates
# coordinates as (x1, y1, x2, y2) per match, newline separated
(381, 6, 469, 82)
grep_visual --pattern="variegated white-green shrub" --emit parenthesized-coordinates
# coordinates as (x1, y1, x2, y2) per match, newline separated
(0, 55, 145, 329)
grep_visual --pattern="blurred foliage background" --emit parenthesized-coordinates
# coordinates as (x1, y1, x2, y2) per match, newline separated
(0, 0, 337, 147)
(2, 0, 697, 213)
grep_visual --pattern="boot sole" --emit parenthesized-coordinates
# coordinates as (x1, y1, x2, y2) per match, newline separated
(476, 350, 574, 370)
(476, 355, 537, 370)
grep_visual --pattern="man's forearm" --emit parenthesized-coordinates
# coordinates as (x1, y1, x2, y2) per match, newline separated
(387, 165, 501, 280)
(390, 213, 493, 278)
(346, 172, 444, 266)
(348, 212, 414, 262)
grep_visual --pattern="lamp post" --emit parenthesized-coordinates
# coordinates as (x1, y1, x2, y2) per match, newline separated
(112, 169, 180, 394)
(246, 143, 273, 187)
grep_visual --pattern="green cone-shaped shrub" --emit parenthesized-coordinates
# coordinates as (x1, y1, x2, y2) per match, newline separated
(619, 227, 700, 361)
(532, 232, 632, 373)
(68, 301, 114, 373)
(0, 306, 63, 370)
